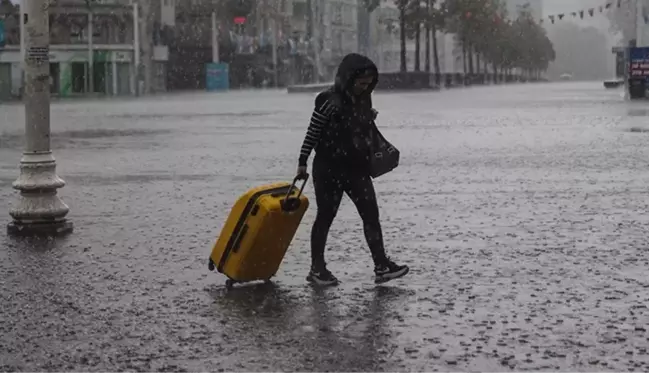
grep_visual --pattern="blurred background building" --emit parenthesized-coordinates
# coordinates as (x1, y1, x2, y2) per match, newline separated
(2, 0, 641, 98)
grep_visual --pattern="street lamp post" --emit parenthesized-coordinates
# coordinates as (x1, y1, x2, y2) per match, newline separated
(260, 0, 279, 87)
(133, 1, 140, 96)
(635, 0, 641, 48)
(311, 0, 322, 82)
(7, 0, 73, 237)
(211, 11, 219, 63)
(88, 10, 94, 94)
(271, 17, 279, 87)
(378, 23, 383, 71)
(84, 0, 94, 95)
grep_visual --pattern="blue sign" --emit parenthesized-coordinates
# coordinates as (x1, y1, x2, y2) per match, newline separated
(629, 47, 649, 82)
(206, 63, 229, 92)
(0, 19, 5, 47)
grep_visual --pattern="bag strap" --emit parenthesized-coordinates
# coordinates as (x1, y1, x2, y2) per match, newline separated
(370, 120, 387, 143)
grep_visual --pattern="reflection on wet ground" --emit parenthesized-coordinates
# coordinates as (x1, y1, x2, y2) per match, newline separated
(203, 282, 414, 371)
(108, 111, 279, 120)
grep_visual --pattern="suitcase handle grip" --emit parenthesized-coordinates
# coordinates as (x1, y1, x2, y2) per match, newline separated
(282, 174, 309, 212)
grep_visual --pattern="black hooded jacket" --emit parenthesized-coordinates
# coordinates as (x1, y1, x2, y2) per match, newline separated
(298, 53, 379, 169)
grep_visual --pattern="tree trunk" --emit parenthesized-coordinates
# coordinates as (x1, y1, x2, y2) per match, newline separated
(433, 25, 441, 79)
(425, 0, 431, 73)
(425, 24, 431, 73)
(476, 52, 481, 74)
(400, 5, 407, 72)
(468, 45, 474, 75)
(462, 42, 467, 74)
(483, 59, 488, 81)
(415, 23, 421, 72)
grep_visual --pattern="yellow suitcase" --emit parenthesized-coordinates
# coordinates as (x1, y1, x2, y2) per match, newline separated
(208, 176, 310, 288)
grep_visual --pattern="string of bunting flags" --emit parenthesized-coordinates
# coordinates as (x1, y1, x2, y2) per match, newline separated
(541, 0, 643, 24)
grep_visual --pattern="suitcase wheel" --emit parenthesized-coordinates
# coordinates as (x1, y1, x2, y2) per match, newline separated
(208, 258, 215, 271)
(225, 279, 235, 290)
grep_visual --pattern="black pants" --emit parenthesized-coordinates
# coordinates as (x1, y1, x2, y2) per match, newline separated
(310, 154, 388, 269)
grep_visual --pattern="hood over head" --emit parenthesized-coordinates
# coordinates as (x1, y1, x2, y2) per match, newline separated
(333, 53, 379, 96)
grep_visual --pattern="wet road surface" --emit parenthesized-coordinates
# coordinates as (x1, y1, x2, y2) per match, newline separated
(2, 83, 649, 371)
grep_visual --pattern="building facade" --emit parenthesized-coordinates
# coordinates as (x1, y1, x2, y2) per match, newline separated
(369, 2, 401, 72)
(441, 33, 463, 74)
(0, 0, 19, 100)
(0, 0, 171, 100)
(168, 0, 298, 89)
(286, 0, 359, 81)
(321, 0, 358, 64)
(369, 0, 441, 73)
(165, 0, 358, 88)
(0, 0, 136, 99)
(141, 0, 172, 93)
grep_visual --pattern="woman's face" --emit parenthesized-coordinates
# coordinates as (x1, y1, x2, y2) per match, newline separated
(351, 75, 374, 96)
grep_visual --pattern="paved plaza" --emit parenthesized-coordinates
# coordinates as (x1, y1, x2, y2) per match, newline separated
(1, 83, 649, 371)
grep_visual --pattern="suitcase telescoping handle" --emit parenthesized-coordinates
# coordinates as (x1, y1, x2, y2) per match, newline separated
(282, 174, 309, 212)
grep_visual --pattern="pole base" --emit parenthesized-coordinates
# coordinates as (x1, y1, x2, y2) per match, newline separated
(7, 219, 73, 238)
(9, 151, 72, 235)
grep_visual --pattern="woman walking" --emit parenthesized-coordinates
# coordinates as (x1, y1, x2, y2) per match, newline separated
(297, 53, 410, 286)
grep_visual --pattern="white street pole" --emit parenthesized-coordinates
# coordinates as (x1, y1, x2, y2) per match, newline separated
(88, 10, 94, 94)
(378, 20, 384, 72)
(271, 17, 278, 87)
(19, 0, 25, 94)
(19, 1, 25, 61)
(8, 0, 73, 237)
(211, 11, 219, 63)
(112, 50, 118, 95)
(637, 0, 646, 47)
(141, 0, 151, 94)
(311, 0, 322, 82)
(636, 0, 640, 46)
(133, 1, 140, 96)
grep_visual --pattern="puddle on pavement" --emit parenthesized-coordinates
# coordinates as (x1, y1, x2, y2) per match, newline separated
(63, 172, 215, 185)
(0, 171, 215, 187)
(627, 108, 649, 117)
(626, 126, 649, 133)
(203, 282, 305, 321)
(2, 235, 70, 252)
(109, 111, 278, 120)
(0, 128, 173, 149)
(55, 128, 172, 139)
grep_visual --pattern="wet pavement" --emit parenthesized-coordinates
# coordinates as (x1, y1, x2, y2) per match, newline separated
(2, 83, 649, 371)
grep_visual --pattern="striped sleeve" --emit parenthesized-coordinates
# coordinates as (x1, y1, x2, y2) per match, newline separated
(298, 99, 336, 166)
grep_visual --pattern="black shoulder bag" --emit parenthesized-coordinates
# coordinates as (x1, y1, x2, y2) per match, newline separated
(369, 121, 400, 178)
